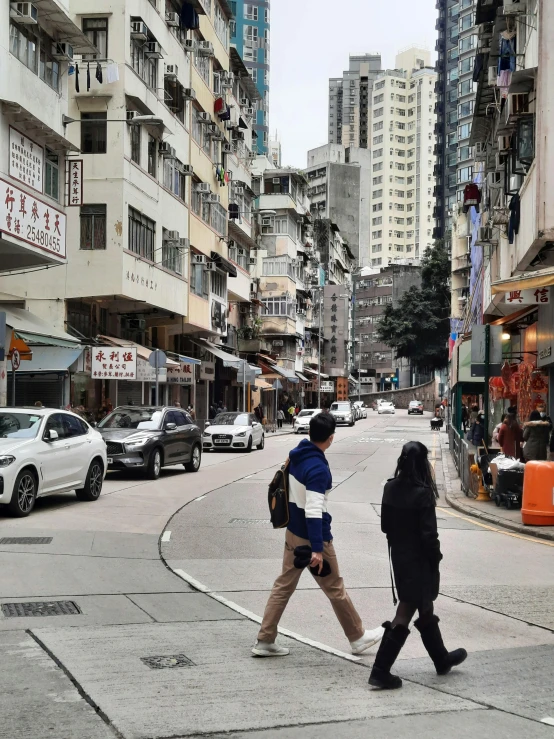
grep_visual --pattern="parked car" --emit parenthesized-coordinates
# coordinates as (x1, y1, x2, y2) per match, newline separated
(330, 401, 355, 426)
(203, 412, 264, 452)
(0, 408, 107, 517)
(294, 409, 322, 434)
(378, 401, 396, 415)
(98, 406, 202, 479)
(408, 400, 424, 415)
(353, 401, 367, 419)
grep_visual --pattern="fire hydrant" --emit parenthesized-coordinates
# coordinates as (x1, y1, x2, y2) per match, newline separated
(470, 463, 489, 502)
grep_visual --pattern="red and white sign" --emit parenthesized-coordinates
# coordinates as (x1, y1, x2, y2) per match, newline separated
(166, 362, 194, 385)
(92, 347, 137, 380)
(1, 178, 66, 259)
(505, 287, 550, 305)
(11, 349, 20, 370)
(9, 127, 44, 193)
(67, 159, 83, 206)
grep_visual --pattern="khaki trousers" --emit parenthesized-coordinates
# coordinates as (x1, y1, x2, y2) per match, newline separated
(257, 530, 364, 643)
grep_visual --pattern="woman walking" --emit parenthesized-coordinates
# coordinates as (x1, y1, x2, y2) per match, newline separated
(522, 410, 551, 461)
(497, 408, 523, 459)
(369, 441, 467, 689)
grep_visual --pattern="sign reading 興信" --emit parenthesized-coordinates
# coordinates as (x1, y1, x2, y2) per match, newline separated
(92, 347, 137, 380)
(505, 287, 550, 305)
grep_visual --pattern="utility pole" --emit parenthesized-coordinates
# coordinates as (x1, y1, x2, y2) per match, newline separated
(317, 288, 322, 409)
(483, 323, 490, 446)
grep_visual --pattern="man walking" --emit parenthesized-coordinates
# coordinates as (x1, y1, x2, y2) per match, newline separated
(252, 413, 383, 657)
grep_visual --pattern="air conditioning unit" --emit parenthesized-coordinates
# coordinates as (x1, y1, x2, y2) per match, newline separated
(183, 39, 197, 53)
(261, 217, 272, 226)
(508, 92, 530, 117)
(237, 248, 246, 256)
(233, 186, 245, 195)
(197, 111, 211, 123)
(503, 0, 526, 14)
(165, 11, 179, 26)
(126, 110, 139, 122)
(183, 87, 196, 101)
(222, 143, 233, 153)
(179, 237, 190, 249)
(487, 171, 502, 188)
(272, 177, 280, 184)
(244, 107, 254, 117)
(498, 134, 512, 151)
(180, 164, 194, 176)
(296, 309, 306, 316)
(474, 141, 486, 157)
(53, 42, 73, 60)
(205, 193, 221, 204)
(249, 291, 258, 301)
(195, 182, 211, 193)
(159, 142, 176, 158)
(240, 97, 250, 107)
(198, 40, 214, 56)
(487, 65, 497, 86)
(164, 230, 179, 241)
(145, 42, 163, 58)
(165, 64, 178, 79)
(10, 2, 38, 23)
(205, 262, 218, 272)
(192, 254, 206, 264)
(478, 226, 494, 243)
(249, 257, 257, 265)
(130, 21, 148, 40)
(495, 151, 508, 170)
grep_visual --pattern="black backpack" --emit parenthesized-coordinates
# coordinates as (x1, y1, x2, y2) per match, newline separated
(268, 459, 290, 529)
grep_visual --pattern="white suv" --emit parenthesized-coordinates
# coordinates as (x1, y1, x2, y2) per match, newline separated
(330, 402, 355, 427)
(0, 408, 107, 517)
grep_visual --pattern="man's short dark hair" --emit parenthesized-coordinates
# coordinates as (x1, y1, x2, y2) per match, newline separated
(310, 412, 336, 442)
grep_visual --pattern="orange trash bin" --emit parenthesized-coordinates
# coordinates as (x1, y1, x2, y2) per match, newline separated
(521, 461, 554, 526)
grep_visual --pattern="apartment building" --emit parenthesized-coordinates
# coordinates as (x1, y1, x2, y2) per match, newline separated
(230, 0, 270, 154)
(305, 143, 371, 266)
(369, 48, 437, 268)
(328, 54, 382, 149)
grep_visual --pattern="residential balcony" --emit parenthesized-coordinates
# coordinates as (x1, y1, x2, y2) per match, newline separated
(237, 337, 273, 354)
(260, 315, 298, 337)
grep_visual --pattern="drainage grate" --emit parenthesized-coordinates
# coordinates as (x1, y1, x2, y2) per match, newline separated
(1, 601, 81, 618)
(0, 537, 53, 545)
(228, 518, 268, 526)
(141, 654, 195, 670)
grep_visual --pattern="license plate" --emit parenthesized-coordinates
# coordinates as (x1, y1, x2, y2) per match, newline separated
(107, 457, 113, 464)
(336, 417, 343, 421)
(214, 439, 230, 445)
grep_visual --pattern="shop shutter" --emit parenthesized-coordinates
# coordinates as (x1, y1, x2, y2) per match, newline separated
(117, 380, 143, 406)
(9, 375, 64, 408)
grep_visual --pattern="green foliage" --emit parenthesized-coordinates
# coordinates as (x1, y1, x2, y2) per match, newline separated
(376, 241, 450, 371)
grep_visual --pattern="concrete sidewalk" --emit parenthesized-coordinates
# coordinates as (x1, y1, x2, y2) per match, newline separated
(439, 434, 554, 542)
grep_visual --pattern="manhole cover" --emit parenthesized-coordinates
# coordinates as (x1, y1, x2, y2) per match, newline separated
(141, 654, 195, 669)
(0, 537, 52, 545)
(1, 601, 81, 617)
(228, 518, 268, 526)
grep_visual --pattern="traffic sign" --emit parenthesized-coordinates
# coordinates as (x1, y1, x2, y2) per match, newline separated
(148, 350, 167, 368)
(11, 348, 20, 370)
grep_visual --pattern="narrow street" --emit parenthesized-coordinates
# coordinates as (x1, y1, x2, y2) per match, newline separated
(1, 413, 553, 738)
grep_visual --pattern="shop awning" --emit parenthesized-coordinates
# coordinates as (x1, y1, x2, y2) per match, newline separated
(303, 367, 329, 379)
(16, 346, 83, 373)
(97, 335, 179, 367)
(191, 338, 243, 369)
(211, 251, 237, 278)
(491, 268, 554, 294)
(268, 365, 299, 382)
(296, 372, 310, 382)
(2, 101, 80, 153)
(1, 305, 81, 347)
(255, 378, 273, 390)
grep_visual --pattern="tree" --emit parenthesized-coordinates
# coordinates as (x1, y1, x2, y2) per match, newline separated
(376, 241, 450, 371)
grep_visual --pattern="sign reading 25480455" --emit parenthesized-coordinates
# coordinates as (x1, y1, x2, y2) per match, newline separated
(1, 178, 66, 259)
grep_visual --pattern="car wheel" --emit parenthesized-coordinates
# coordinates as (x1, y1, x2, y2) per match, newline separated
(76, 458, 104, 502)
(147, 448, 162, 479)
(245, 435, 253, 453)
(184, 443, 201, 472)
(9, 468, 37, 517)
(349, 421, 354, 427)
(257, 434, 265, 450)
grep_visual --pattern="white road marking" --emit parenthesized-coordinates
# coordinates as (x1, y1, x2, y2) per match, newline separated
(172, 568, 362, 663)
(161, 531, 171, 543)
(541, 718, 554, 726)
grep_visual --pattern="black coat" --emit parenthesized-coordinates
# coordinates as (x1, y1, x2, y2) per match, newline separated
(381, 477, 443, 605)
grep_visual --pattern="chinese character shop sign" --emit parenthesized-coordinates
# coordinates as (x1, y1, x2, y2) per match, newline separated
(505, 287, 550, 305)
(9, 128, 44, 192)
(92, 347, 137, 380)
(66, 160, 83, 206)
(1, 178, 66, 258)
(166, 362, 194, 385)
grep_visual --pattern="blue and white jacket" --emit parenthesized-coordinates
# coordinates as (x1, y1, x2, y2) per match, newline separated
(287, 439, 332, 552)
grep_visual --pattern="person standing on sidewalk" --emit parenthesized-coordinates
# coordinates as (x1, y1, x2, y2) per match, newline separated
(252, 413, 384, 657)
(368, 441, 467, 689)
(277, 408, 285, 429)
(498, 408, 523, 459)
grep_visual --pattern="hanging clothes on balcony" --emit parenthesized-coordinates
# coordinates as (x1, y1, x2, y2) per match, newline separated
(218, 105, 231, 122)
(214, 97, 225, 115)
(96, 62, 103, 84)
(498, 29, 516, 75)
(472, 53, 484, 83)
(463, 183, 481, 213)
(508, 194, 520, 245)
(180, 3, 199, 30)
(228, 203, 240, 220)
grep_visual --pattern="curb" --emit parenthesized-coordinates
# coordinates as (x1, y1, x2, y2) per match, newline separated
(445, 491, 554, 543)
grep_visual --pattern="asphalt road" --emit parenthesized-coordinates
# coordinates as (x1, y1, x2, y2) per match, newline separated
(1, 411, 554, 739)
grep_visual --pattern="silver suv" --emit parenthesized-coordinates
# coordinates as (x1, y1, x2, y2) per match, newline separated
(330, 402, 355, 427)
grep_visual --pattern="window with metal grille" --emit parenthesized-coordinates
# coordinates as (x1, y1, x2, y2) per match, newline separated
(80, 205, 106, 250)
(128, 207, 155, 260)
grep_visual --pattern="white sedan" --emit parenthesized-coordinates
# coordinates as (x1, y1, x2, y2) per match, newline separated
(0, 408, 107, 517)
(294, 409, 322, 434)
(203, 412, 264, 452)
(378, 402, 396, 415)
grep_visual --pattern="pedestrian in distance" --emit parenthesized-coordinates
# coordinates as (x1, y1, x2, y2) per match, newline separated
(277, 408, 285, 429)
(461, 404, 469, 433)
(209, 405, 217, 420)
(369, 441, 467, 689)
(288, 404, 295, 425)
(492, 413, 507, 445)
(34, 400, 44, 408)
(252, 412, 384, 658)
(187, 405, 196, 421)
(522, 410, 551, 461)
(467, 412, 485, 448)
(497, 408, 523, 459)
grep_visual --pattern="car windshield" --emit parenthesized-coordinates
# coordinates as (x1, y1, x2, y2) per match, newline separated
(214, 413, 250, 426)
(298, 410, 315, 418)
(0, 412, 43, 439)
(98, 408, 163, 431)
(382, 402, 393, 407)
(409, 401, 420, 406)
(331, 403, 350, 411)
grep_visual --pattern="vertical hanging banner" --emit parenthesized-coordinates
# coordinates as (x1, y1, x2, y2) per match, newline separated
(67, 160, 83, 206)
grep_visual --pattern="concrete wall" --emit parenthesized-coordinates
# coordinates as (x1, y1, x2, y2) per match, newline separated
(328, 163, 361, 260)
(357, 378, 439, 412)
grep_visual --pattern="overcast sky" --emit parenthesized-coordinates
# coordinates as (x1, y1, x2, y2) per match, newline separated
(269, 0, 437, 168)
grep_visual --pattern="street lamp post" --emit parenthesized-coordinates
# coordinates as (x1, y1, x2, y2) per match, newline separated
(317, 288, 322, 409)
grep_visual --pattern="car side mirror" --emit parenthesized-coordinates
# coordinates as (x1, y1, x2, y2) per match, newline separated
(165, 422, 177, 431)
(45, 429, 59, 441)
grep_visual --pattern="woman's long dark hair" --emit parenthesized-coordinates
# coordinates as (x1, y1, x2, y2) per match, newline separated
(394, 441, 438, 500)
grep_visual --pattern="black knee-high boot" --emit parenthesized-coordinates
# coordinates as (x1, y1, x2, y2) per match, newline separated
(414, 614, 467, 675)
(368, 621, 410, 689)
